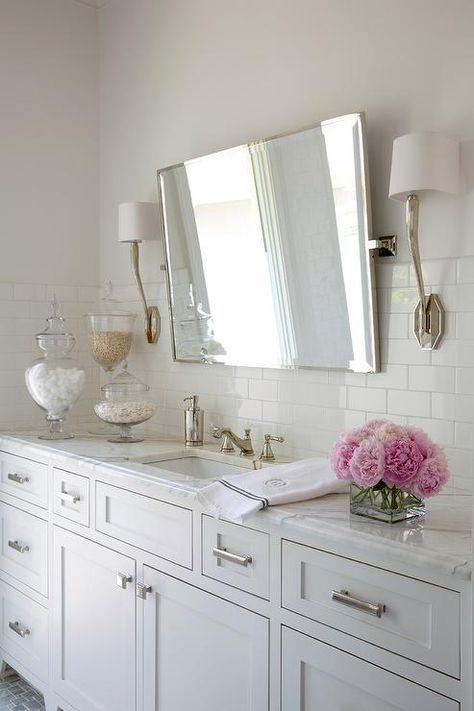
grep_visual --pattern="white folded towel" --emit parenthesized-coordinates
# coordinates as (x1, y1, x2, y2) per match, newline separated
(197, 457, 348, 523)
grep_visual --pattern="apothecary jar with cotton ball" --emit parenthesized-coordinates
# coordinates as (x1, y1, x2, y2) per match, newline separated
(25, 299, 86, 440)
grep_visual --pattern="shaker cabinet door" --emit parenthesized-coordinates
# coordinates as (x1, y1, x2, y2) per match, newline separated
(281, 627, 459, 711)
(143, 566, 269, 711)
(52, 527, 136, 711)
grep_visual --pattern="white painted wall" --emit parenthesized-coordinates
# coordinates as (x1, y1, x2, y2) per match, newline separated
(97, 0, 474, 493)
(0, 0, 99, 286)
(0, 0, 99, 426)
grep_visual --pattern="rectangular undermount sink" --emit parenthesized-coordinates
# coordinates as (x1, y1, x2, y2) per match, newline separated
(143, 454, 248, 479)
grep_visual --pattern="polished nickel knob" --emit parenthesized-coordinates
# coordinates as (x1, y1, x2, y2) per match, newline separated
(116, 572, 133, 589)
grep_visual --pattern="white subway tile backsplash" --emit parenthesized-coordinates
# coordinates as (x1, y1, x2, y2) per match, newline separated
(406, 417, 455, 446)
(455, 422, 474, 450)
(408, 365, 455, 393)
(409, 259, 457, 287)
(387, 287, 419, 313)
(13, 284, 47, 301)
(0, 284, 13, 301)
(347, 386, 386, 413)
(382, 338, 431, 365)
(376, 263, 409, 288)
(431, 339, 474, 367)
(367, 364, 408, 390)
(3, 253, 474, 493)
(249, 378, 278, 402)
(456, 312, 474, 337)
(379, 313, 409, 340)
(455, 368, 474, 395)
(432, 393, 474, 423)
(387, 389, 431, 417)
(457, 256, 474, 284)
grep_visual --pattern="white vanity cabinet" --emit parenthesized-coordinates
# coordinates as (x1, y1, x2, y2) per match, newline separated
(142, 566, 269, 711)
(0, 437, 470, 711)
(52, 527, 136, 711)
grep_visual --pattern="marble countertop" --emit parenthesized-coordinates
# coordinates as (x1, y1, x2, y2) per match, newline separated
(1, 430, 471, 582)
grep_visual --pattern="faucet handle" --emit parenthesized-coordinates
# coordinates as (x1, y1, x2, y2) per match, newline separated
(212, 426, 235, 453)
(260, 434, 285, 462)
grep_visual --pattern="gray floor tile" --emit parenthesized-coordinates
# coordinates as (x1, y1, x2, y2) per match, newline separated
(0, 671, 44, 711)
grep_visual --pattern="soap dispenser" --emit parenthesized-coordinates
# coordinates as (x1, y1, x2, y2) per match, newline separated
(184, 395, 204, 447)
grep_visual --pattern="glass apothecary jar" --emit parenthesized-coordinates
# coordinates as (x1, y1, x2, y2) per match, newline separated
(86, 312, 136, 372)
(25, 301, 86, 440)
(94, 367, 156, 443)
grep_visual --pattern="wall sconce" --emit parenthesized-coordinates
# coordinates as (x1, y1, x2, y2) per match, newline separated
(118, 201, 161, 344)
(389, 132, 460, 349)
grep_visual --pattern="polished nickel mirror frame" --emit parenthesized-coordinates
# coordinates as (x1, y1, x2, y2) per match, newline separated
(157, 112, 380, 372)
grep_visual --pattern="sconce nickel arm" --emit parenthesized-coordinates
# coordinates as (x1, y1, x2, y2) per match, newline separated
(406, 195, 427, 333)
(404, 194, 444, 350)
(130, 242, 161, 344)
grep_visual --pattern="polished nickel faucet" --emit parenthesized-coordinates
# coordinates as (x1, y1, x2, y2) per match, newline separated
(212, 426, 254, 456)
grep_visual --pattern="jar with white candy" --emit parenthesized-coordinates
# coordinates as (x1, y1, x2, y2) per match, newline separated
(94, 366, 156, 443)
(25, 299, 86, 440)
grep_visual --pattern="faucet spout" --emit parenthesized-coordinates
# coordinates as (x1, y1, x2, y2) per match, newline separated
(212, 427, 254, 456)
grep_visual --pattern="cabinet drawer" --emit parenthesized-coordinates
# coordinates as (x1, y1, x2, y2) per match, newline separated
(282, 626, 459, 711)
(282, 541, 460, 678)
(202, 516, 270, 599)
(0, 502, 48, 596)
(96, 482, 192, 568)
(0, 452, 48, 508)
(0, 580, 48, 682)
(53, 468, 89, 527)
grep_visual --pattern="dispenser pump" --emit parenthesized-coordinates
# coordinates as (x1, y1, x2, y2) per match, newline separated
(184, 395, 204, 447)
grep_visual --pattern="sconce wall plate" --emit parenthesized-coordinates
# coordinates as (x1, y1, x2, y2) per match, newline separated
(414, 294, 444, 350)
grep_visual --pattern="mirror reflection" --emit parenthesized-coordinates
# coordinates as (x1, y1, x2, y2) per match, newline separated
(158, 113, 378, 372)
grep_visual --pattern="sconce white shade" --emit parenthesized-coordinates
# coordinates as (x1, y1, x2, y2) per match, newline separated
(389, 132, 460, 201)
(118, 202, 160, 243)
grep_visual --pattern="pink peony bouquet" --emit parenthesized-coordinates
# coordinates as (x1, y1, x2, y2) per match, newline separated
(331, 419, 449, 499)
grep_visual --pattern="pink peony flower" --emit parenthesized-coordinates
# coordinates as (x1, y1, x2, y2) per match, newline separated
(407, 427, 437, 458)
(409, 456, 449, 498)
(351, 419, 388, 442)
(376, 422, 411, 442)
(349, 436, 385, 488)
(330, 437, 359, 480)
(383, 437, 423, 488)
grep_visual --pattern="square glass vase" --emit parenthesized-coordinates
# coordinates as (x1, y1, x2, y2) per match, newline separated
(350, 482, 425, 523)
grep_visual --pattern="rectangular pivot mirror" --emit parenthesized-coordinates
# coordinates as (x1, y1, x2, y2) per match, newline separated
(158, 112, 378, 372)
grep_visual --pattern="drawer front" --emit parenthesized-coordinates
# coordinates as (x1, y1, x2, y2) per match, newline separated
(282, 626, 459, 711)
(0, 580, 48, 681)
(53, 468, 90, 527)
(202, 516, 270, 599)
(282, 541, 460, 678)
(0, 452, 48, 509)
(0, 503, 48, 596)
(96, 482, 192, 568)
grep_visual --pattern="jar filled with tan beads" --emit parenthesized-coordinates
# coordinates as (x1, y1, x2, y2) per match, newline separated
(86, 312, 136, 372)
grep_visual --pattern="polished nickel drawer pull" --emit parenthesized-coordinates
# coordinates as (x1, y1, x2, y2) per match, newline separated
(9, 620, 30, 638)
(8, 539, 30, 554)
(7, 473, 29, 485)
(331, 589, 386, 618)
(56, 491, 80, 505)
(212, 546, 252, 567)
